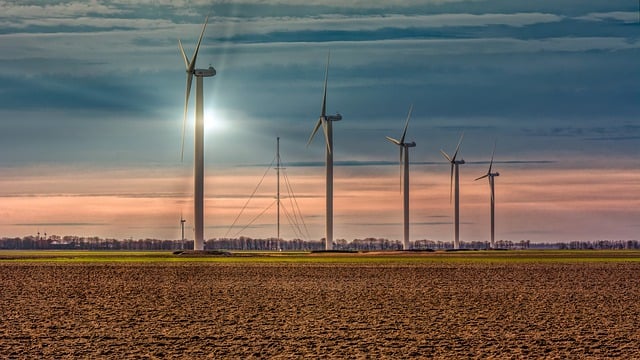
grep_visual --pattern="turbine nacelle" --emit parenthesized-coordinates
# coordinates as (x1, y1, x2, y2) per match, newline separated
(326, 113, 342, 121)
(405, 141, 416, 148)
(194, 66, 216, 77)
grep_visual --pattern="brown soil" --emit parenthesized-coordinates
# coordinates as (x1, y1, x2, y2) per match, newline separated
(1, 262, 639, 359)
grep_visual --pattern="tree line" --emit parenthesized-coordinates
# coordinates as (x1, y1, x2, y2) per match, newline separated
(1, 235, 639, 251)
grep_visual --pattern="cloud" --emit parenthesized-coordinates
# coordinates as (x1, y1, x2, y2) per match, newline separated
(344, 221, 458, 227)
(0, 192, 187, 199)
(4, 17, 175, 31)
(218, 12, 563, 40)
(12, 222, 107, 227)
(248, 160, 442, 167)
(586, 136, 640, 141)
(576, 12, 639, 23)
(244, 160, 555, 168)
(1, 1, 123, 20)
(233, 0, 469, 7)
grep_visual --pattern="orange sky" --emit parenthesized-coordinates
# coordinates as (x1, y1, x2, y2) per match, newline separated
(1, 163, 638, 243)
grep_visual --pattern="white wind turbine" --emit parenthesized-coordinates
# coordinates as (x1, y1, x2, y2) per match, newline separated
(307, 53, 342, 251)
(385, 104, 415, 251)
(180, 214, 186, 250)
(440, 133, 465, 250)
(475, 141, 500, 249)
(179, 16, 216, 251)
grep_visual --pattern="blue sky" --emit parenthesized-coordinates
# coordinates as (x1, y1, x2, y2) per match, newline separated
(0, 1, 638, 242)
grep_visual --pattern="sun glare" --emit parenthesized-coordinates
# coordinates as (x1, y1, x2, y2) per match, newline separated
(204, 108, 227, 134)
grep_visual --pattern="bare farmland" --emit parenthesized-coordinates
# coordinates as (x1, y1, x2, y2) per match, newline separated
(1, 261, 639, 358)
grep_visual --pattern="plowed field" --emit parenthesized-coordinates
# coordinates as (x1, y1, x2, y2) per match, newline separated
(1, 261, 639, 358)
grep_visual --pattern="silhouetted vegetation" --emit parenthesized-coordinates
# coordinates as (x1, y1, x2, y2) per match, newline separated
(1, 235, 638, 251)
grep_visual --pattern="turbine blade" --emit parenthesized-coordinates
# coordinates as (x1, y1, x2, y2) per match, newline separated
(181, 73, 194, 161)
(184, 73, 194, 122)
(440, 149, 452, 162)
(475, 174, 489, 181)
(178, 40, 189, 69)
(400, 104, 413, 144)
(188, 15, 209, 72)
(452, 132, 464, 162)
(321, 52, 330, 117)
(386, 136, 401, 145)
(488, 140, 496, 174)
(307, 118, 323, 147)
(180, 117, 186, 162)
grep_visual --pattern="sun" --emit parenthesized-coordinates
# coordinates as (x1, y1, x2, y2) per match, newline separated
(204, 107, 227, 134)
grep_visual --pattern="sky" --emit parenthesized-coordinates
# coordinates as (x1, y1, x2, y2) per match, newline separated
(0, 0, 639, 243)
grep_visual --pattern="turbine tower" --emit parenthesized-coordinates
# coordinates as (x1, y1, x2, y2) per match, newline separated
(307, 53, 342, 251)
(385, 104, 415, 250)
(475, 141, 500, 249)
(276, 137, 282, 249)
(179, 16, 216, 251)
(440, 133, 465, 250)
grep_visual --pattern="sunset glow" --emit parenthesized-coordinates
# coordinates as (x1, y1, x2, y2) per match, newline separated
(1, 163, 638, 243)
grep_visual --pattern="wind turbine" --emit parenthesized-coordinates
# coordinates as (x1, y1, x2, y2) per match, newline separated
(385, 104, 415, 250)
(475, 141, 500, 249)
(179, 16, 216, 251)
(307, 53, 342, 251)
(440, 133, 465, 250)
(180, 214, 186, 248)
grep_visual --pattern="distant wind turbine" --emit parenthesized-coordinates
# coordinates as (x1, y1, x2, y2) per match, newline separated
(180, 215, 186, 250)
(179, 16, 216, 251)
(475, 141, 500, 249)
(385, 104, 416, 250)
(307, 53, 342, 251)
(440, 133, 465, 250)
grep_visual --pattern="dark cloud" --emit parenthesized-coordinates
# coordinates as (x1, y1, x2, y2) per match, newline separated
(522, 125, 640, 139)
(0, 72, 164, 113)
(216, 15, 636, 44)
